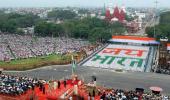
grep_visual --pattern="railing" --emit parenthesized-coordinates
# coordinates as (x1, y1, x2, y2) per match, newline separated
(78, 43, 109, 66)
(60, 87, 74, 99)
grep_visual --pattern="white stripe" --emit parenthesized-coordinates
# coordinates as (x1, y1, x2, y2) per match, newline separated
(109, 39, 159, 44)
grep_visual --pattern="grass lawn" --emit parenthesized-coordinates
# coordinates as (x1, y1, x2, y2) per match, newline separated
(0, 54, 73, 71)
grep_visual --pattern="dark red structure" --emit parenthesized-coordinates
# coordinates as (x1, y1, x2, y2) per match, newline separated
(105, 6, 125, 22)
(119, 9, 125, 21)
(125, 21, 139, 33)
(105, 8, 111, 21)
(113, 6, 120, 19)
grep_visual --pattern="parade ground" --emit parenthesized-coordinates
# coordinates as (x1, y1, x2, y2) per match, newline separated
(4, 64, 170, 94)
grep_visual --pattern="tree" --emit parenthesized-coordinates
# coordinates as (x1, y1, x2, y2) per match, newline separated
(34, 21, 64, 37)
(78, 9, 89, 14)
(15, 28, 24, 35)
(146, 26, 163, 40)
(34, 21, 48, 36)
(0, 12, 41, 33)
(62, 20, 76, 37)
(1, 20, 17, 33)
(145, 27, 154, 37)
(88, 27, 111, 43)
(125, 14, 134, 21)
(73, 23, 89, 39)
(82, 17, 108, 28)
(109, 22, 126, 34)
(52, 24, 64, 37)
(146, 11, 170, 40)
(48, 10, 77, 20)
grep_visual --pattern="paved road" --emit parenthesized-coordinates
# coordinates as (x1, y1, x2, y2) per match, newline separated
(132, 14, 160, 36)
(4, 65, 170, 94)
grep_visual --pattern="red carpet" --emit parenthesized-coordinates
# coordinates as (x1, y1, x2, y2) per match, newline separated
(0, 79, 102, 100)
(34, 79, 81, 100)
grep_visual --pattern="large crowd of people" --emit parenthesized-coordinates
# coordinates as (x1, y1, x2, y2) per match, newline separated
(0, 73, 169, 100)
(100, 89, 142, 100)
(156, 68, 170, 75)
(99, 89, 169, 100)
(0, 73, 42, 96)
(0, 33, 92, 61)
(0, 33, 169, 99)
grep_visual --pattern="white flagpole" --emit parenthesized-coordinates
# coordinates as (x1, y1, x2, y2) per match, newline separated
(71, 55, 74, 75)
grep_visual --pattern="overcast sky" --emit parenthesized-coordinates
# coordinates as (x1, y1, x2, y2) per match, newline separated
(0, 0, 169, 8)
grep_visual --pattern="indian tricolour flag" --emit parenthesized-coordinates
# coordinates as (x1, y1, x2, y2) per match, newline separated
(110, 35, 159, 44)
(167, 43, 170, 51)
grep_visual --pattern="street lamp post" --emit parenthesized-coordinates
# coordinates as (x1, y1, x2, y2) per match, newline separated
(153, 0, 158, 38)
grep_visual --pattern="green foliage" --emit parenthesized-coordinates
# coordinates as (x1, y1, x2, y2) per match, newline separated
(78, 9, 90, 14)
(82, 17, 108, 28)
(48, 10, 77, 20)
(0, 11, 126, 43)
(125, 14, 134, 21)
(16, 28, 24, 35)
(160, 12, 170, 24)
(145, 26, 163, 39)
(145, 11, 170, 40)
(0, 20, 17, 33)
(34, 17, 126, 42)
(73, 23, 89, 38)
(0, 12, 40, 34)
(68, 17, 124, 42)
(34, 21, 64, 37)
(62, 20, 76, 37)
(89, 27, 111, 43)
(109, 22, 126, 34)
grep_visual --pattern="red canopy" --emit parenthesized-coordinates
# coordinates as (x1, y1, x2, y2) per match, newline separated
(150, 86, 163, 92)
